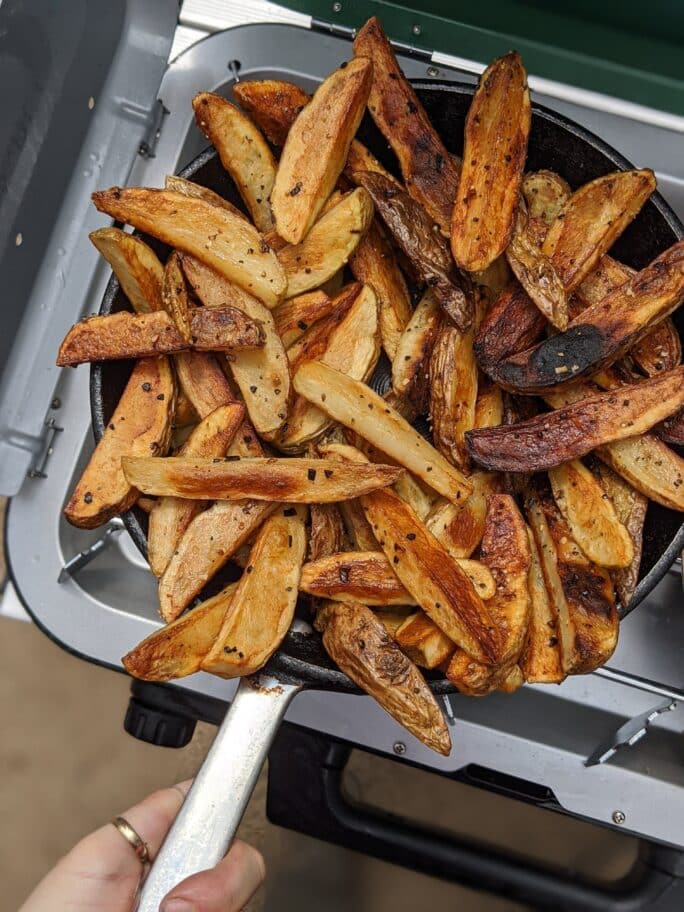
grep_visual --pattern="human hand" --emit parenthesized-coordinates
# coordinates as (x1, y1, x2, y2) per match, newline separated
(19, 780, 265, 912)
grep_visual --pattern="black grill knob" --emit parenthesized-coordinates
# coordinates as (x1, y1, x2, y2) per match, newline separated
(124, 696, 196, 748)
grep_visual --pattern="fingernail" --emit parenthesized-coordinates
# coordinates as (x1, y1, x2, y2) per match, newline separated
(160, 899, 196, 912)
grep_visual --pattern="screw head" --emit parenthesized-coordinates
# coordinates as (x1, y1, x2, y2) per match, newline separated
(332, 1, 342, 11)
(412, 24, 422, 36)
(612, 810, 626, 825)
(393, 741, 406, 755)
(427, 66, 439, 78)
(51, 397, 61, 410)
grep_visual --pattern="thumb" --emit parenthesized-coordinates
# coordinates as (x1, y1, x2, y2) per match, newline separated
(160, 840, 265, 912)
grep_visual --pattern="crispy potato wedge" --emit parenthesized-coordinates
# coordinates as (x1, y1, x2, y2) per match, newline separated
(122, 583, 238, 681)
(91, 188, 286, 307)
(353, 17, 458, 234)
(273, 290, 333, 347)
(474, 282, 545, 375)
(519, 528, 564, 684)
(158, 500, 277, 621)
(309, 502, 346, 561)
(161, 251, 192, 343)
(548, 459, 633, 569)
(278, 188, 374, 297)
(64, 358, 175, 528)
(393, 473, 437, 523)
(316, 600, 451, 755)
(232, 79, 309, 147)
(182, 255, 290, 438)
(392, 290, 441, 411)
(173, 351, 234, 419)
(657, 409, 684, 446)
(193, 92, 276, 232)
(137, 496, 156, 513)
(164, 174, 247, 220)
(89, 227, 163, 314)
(294, 361, 472, 504)
(429, 319, 479, 472)
(491, 241, 684, 393)
(349, 219, 413, 361)
(451, 52, 531, 272)
(573, 253, 633, 310)
(631, 317, 682, 376)
(173, 391, 198, 428)
(201, 506, 307, 676)
(271, 58, 371, 243)
(506, 206, 568, 329)
(498, 392, 538, 495)
(395, 611, 456, 670)
(147, 403, 244, 577)
(425, 471, 501, 560)
(526, 484, 618, 674)
(56, 305, 264, 366)
(374, 607, 414, 638)
(521, 170, 571, 225)
(337, 498, 378, 551)
(498, 666, 524, 693)
(473, 255, 512, 306)
(543, 169, 656, 292)
(473, 378, 504, 429)
(286, 283, 361, 374)
(355, 170, 473, 332)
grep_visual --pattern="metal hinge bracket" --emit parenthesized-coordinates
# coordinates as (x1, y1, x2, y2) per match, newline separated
(138, 98, 169, 158)
(27, 415, 63, 479)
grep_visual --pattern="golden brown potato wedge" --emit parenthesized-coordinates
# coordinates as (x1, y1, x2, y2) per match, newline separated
(273, 290, 333, 347)
(498, 666, 524, 693)
(391, 290, 441, 412)
(147, 403, 244, 577)
(349, 219, 413, 361)
(451, 52, 531, 272)
(286, 283, 361, 374)
(182, 255, 290, 438)
(316, 600, 451, 755)
(473, 378, 504, 429)
(373, 607, 414, 638)
(91, 188, 286, 307)
(137, 496, 157, 513)
(271, 59, 371, 244)
(173, 392, 198, 428)
(294, 361, 473, 504)
(521, 170, 571, 226)
(395, 611, 456, 670)
(161, 251, 192, 343)
(490, 241, 684, 393)
(425, 471, 501, 560)
(474, 282, 545, 375)
(393, 473, 437, 523)
(542, 169, 656, 292)
(158, 500, 277, 621)
(526, 483, 618, 675)
(337, 498, 378, 551)
(164, 174, 247, 220)
(630, 317, 682, 376)
(467, 366, 684, 472)
(278, 187, 374, 297)
(354, 170, 473, 332)
(201, 506, 307, 677)
(193, 92, 277, 232)
(353, 17, 458, 234)
(548, 459, 633, 569)
(64, 358, 175, 529)
(309, 502, 346, 561)
(173, 351, 234, 419)
(519, 528, 564, 684)
(89, 227, 163, 313)
(122, 583, 238, 681)
(572, 253, 632, 310)
(429, 319, 479, 472)
(232, 79, 309, 147)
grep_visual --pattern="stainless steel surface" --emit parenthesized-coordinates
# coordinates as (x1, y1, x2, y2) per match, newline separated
(58, 517, 124, 583)
(584, 699, 677, 767)
(136, 674, 301, 912)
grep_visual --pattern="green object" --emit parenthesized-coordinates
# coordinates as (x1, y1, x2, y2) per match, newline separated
(287, 0, 684, 117)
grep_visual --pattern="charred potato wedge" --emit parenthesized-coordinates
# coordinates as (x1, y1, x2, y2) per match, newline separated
(89, 227, 163, 313)
(474, 282, 545, 374)
(273, 290, 333, 347)
(630, 317, 682, 376)
(392, 290, 441, 412)
(394, 611, 456, 670)
(519, 528, 564, 684)
(521, 170, 571, 226)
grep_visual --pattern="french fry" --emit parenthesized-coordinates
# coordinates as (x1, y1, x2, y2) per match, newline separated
(147, 403, 244, 577)
(425, 471, 500, 559)
(353, 17, 459, 234)
(294, 361, 473, 504)
(278, 187, 374, 297)
(232, 79, 309, 147)
(394, 611, 456, 670)
(89, 227, 163, 313)
(354, 170, 473, 332)
(316, 600, 451, 755)
(542, 169, 656, 292)
(271, 59, 371, 243)
(521, 170, 571, 225)
(309, 503, 346, 561)
(201, 506, 307, 676)
(164, 174, 247, 220)
(391, 290, 441, 412)
(161, 251, 192, 343)
(451, 52, 531, 272)
(548, 459, 634, 569)
(193, 92, 277, 232)
(122, 583, 238, 681)
(519, 528, 564, 684)
(273, 290, 333, 347)
(467, 366, 684, 472)
(64, 358, 175, 529)
(474, 282, 545, 374)
(91, 187, 286, 307)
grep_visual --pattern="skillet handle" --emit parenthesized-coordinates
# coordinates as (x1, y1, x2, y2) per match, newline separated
(136, 674, 302, 912)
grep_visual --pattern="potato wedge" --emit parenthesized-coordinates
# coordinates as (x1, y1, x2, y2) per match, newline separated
(473, 378, 504, 429)
(294, 361, 472, 504)
(173, 391, 198, 428)
(337, 498, 378, 551)
(425, 471, 500, 560)
(542, 169, 656, 292)
(232, 79, 309, 147)
(354, 170, 473, 332)
(526, 483, 618, 674)
(548, 459, 634, 569)
(316, 600, 451, 755)
(395, 611, 456, 670)
(498, 666, 524, 693)
(147, 403, 244, 577)
(657, 409, 684, 446)
(193, 92, 276, 232)
(474, 282, 545, 375)
(429, 319, 479, 472)
(201, 506, 307, 677)
(271, 59, 371, 244)
(286, 283, 361, 371)
(349, 219, 413, 361)
(64, 357, 175, 528)
(519, 528, 564, 684)
(491, 241, 684, 393)
(353, 17, 459, 234)
(374, 607, 414, 638)
(468, 366, 684, 473)
(182, 255, 290, 438)
(161, 251, 192, 343)
(278, 187, 374, 297)
(273, 290, 333, 347)
(391, 290, 441, 412)
(572, 253, 632, 310)
(309, 502, 346, 561)
(158, 499, 277, 621)
(173, 351, 234, 419)
(451, 52, 530, 272)
(89, 227, 163, 313)
(164, 174, 247, 220)
(521, 170, 571, 226)
(393, 472, 437, 523)
(630, 317, 682, 376)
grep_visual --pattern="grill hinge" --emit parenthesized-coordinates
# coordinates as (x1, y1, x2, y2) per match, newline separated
(310, 17, 432, 61)
(27, 410, 64, 480)
(138, 98, 169, 158)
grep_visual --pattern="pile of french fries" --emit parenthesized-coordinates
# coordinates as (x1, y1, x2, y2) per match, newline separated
(57, 17, 684, 756)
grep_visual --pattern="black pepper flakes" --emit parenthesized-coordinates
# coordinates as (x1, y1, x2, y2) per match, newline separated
(283, 507, 297, 516)
(339, 567, 350, 583)
(249, 385, 257, 393)
(246, 565, 254, 574)
(307, 468, 317, 481)
(83, 492, 93, 504)
(142, 382, 152, 392)
(156, 393, 165, 400)
(324, 469, 333, 478)
(406, 532, 416, 540)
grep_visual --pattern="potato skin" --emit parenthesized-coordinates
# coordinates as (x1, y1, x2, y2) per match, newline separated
(474, 282, 545, 373)
(89, 227, 163, 314)
(232, 79, 309, 147)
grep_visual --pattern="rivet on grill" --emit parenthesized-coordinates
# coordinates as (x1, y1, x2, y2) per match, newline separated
(332, 1, 342, 12)
(427, 66, 439, 77)
(393, 741, 406, 755)
(612, 810, 626, 825)
(412, 24, 422, 36)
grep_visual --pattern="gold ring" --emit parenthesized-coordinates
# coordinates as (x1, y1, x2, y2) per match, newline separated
(111, 816, 151, 865)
